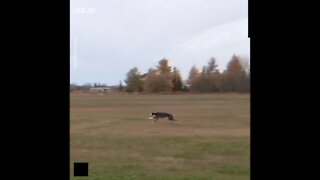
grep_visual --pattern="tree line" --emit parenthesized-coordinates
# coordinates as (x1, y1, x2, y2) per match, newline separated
(124, 54, 250, 93)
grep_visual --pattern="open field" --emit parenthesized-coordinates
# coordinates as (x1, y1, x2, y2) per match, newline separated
(70, 93, 250, 180)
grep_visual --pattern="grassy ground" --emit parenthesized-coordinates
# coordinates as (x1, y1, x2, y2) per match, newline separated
(70, 93, 250, 180)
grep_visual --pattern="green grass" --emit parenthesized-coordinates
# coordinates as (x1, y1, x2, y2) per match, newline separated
(70, 93, 250, 180)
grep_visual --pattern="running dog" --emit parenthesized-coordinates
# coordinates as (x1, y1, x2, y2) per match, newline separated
(148, 112, 177, 123)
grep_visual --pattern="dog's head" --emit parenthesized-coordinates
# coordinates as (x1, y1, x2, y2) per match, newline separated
(148, 112, 156, 120)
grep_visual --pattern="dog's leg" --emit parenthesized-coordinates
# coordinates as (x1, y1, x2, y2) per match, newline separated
(153, 117, 159, 124)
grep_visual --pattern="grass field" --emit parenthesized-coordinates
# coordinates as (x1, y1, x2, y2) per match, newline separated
(70, 93, 250, 180)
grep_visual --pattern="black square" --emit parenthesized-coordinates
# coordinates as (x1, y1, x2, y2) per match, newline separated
(74, 162, 89, 176)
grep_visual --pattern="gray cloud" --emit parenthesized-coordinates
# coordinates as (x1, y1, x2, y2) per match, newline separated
(70, 0, 249, 85)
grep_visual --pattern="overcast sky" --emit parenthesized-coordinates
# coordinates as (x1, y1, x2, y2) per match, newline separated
(70, 0, 249, 85)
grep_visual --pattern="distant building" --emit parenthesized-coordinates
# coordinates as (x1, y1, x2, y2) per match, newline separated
(89, 87, 110, 92)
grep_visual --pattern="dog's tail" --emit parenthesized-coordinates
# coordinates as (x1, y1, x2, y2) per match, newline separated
(169, 115, 177, 121)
